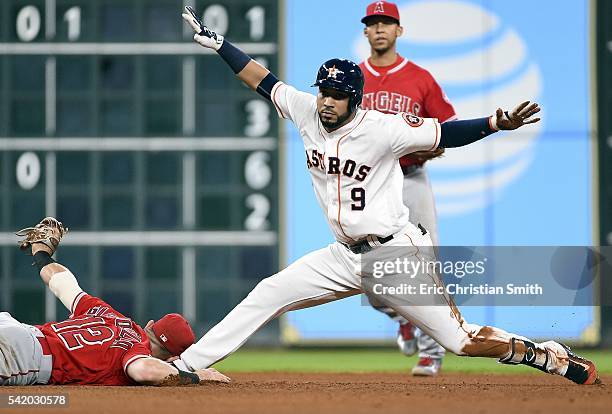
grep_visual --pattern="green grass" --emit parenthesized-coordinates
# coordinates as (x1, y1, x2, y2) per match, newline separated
(215, 348, 612, 374)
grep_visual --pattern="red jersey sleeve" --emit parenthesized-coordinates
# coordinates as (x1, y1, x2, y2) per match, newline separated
(70, 292, 125, 319)
(122, 343, 153, 375)
(423, 75, 456, 123)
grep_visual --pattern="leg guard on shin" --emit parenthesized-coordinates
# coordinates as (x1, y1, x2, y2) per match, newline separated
(499, 338, 549, 373)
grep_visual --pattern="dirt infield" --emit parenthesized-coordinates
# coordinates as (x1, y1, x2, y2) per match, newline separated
(3, 373, 610, 414)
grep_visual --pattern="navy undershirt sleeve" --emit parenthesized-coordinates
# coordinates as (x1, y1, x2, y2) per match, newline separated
(439, 117, 497, 148)
(217, 40, 251, 74)
(216, 40, 279, 101)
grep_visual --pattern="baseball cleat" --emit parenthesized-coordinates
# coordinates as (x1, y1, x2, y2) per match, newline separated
(559, 344, 600, 385)
(411, 357, 442, 377)
(397, 321, 417, 356)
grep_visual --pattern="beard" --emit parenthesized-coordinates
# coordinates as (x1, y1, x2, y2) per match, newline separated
(319, 108, 353, 130)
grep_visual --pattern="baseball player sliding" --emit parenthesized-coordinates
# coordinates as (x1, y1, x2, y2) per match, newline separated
(359, 0, 452, 376)
(0, 217, 229, 386)
(175, 7, 599, 385)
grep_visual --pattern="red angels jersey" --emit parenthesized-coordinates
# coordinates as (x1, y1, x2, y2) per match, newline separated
(270, 82, 440, 242)
(359, 55, 456, 167)
(36, 292, 151, 385)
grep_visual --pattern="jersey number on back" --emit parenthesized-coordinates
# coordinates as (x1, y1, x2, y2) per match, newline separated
(51, 316, 115, 351)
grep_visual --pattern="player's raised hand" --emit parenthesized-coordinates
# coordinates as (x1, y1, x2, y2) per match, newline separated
(181, 6, 224, 50)
(195, 368, 231, 383)
(495, 101, 541, 130)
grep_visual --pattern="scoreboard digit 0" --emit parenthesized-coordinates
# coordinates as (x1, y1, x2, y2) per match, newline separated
(0, 0, 282, 341)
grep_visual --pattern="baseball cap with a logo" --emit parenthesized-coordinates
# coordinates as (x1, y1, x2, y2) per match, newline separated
(151, 313, 196, 356)
(361, 1, 401, 25)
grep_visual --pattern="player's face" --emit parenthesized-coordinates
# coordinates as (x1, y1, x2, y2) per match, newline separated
(145, 320, 172, 360)
(317, 87, 353, 130)
(363, 16, 403, 54)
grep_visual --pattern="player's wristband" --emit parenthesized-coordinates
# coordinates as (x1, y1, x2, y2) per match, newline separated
(256, 72, 280, 101)
(178, 370, 200, 385)
(33, 251, 55, 272)
(217, 40, 251, 74)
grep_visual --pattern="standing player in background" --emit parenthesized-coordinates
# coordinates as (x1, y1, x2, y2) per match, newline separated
(359, 1, 452, 376)
(0, 217, 229, 386)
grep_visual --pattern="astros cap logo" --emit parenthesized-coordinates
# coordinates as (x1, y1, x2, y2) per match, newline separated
(327, 65, 344, 79)
(374, 1, 385, 13)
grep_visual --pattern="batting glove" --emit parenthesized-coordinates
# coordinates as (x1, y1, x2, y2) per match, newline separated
(182, 6, 224, 51)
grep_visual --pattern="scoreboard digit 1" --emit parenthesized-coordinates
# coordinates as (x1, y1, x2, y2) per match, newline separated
(0, 0, 282, 343)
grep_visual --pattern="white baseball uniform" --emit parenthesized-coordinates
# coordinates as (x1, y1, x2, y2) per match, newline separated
(177, 82, 493, 370)
(174, 10, 588, 382)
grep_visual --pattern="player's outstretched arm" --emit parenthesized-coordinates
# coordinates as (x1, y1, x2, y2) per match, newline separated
(30, 244, 84, 313)
(127, 357, 230, 386)
(439, 101, 540, 148)
(182, 6, 279, 100)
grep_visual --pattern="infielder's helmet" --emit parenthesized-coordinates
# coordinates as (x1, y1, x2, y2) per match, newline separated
(312, 58, 364, 111)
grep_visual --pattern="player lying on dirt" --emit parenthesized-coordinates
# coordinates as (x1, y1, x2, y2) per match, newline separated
(172, 7, 600, 386)
(0, 217, 230, 386)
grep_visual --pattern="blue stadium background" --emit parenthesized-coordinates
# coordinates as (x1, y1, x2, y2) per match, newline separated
(284, 0, 594, 342)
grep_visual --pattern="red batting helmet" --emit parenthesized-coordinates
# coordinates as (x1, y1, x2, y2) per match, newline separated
(361, 1, 401, 25)
(151, 313, 196, 356)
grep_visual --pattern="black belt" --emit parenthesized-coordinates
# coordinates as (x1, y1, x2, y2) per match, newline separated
(342, 234, 394, 254)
